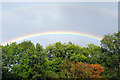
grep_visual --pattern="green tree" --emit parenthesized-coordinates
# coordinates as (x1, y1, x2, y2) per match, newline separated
(100, 31, 120, 78)
(66, 42, 86, 63)
(2, 31, 119, 79)
(45, 42, 67, 60)
(85, 44, 102, 64)
(2, 42, 23, 80)
(45, 42, 87, 77)
(2, 41, 48, 80)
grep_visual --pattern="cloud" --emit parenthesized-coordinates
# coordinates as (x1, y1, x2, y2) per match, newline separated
(2, 2, 118, 46)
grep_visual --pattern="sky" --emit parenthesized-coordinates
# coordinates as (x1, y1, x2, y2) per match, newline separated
(2, 2, 118, 48)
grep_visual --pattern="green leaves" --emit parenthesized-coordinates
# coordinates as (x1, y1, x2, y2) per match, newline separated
(2, 41, 48, 80)
(100, 31, 120, 78)
(2, 31, 120, 79)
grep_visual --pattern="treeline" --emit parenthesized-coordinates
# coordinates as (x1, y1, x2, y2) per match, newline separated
(1, 32, 120, 80)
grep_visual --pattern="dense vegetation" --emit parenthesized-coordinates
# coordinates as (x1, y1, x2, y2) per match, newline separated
(1, 31, 120, 80)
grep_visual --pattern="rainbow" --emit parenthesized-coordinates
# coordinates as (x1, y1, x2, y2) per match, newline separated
(1, 31, 102, 46)
(3, 2, 117, 17)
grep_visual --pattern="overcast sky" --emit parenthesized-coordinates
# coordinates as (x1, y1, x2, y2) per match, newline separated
(2, 2, 118, 48)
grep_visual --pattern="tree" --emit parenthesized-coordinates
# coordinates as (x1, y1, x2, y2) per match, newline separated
(100, 31, 120, 78)
(2, 31, 119, 79)
(60, 60, 104, 78)
(66, 42, 87, 63)
(45, 42, 88, 76)
(45, 42, 67, 60)
(2, 42, 23, 80)
(81, 44, 101, 64)
(2, 41, 48, 80)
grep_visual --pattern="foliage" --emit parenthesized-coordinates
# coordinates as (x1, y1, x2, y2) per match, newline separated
(1, 31, 120, 79)
(100, 31, 120, 78)
(2, 41, 47, 80)
(60, 60, 104, 78)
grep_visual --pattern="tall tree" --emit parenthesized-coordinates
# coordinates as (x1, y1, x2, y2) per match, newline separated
(2, 41, 48, 80)
(81, 44, 101, 64)
(100, 31, 120, 78)
(45, 42, 67, 60)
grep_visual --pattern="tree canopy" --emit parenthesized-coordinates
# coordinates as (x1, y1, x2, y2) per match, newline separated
(1, 31, 120, 80)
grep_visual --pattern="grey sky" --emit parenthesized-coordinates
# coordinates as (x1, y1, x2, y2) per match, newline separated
(2, 2, 118, 48)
